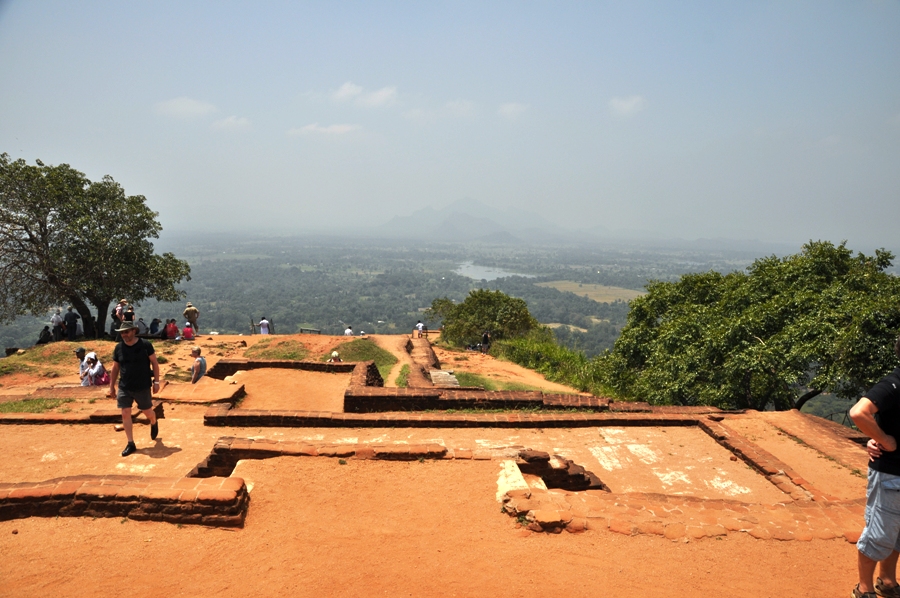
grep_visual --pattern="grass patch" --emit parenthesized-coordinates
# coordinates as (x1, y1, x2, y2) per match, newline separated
(0, 398, 74, 413)
(244, 338, 309, 361)
(0, 357, 31, 377)
(396, 364, 410, 388)
(328, 338, 398, 380)
(163, 366, 194, 382)
(453, 371, 545, 392)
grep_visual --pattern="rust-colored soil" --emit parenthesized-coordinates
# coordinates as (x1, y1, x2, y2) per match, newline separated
(0, 333, 863, 597)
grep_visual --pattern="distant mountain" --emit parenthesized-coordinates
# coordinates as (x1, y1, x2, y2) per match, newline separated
(377, 198, 568, 242)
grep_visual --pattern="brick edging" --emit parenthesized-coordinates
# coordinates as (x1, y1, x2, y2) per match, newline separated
(0, 401, 165, 425)
(0, 474, 248, 527)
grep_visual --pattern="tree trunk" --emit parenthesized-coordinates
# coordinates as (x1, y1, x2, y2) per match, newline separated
(93, 300, 110, 339)
(794, 389, 823, 410)
(68, 296, 96, 338)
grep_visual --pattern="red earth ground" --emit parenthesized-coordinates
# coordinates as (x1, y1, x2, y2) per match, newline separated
(0, 333, 864, 597)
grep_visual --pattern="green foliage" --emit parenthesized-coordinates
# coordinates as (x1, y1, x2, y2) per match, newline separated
(427, 289, 539, 346)
(330, 338, 398, 380)
(493, 328, 608, 395)
(0, 398, 73, 413)
(396, 364, 410, 388)
(244, 339, 309, 360)
(452, 371, 545, 391)
(0, 154, 190, 335)
(600, 241, 900, 410)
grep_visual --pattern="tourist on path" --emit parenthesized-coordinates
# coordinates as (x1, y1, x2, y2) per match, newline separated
(50, 309, 63, 342)
(344, 326, 353, 336)
(190, 346, 207, 384)
(63, 306, 80, 341)
(850, 335, 900, 598)
(416, 320, 424, 338)
(107, 321, 160, 457)
(258, 317, 270, 335)
(183, 302, 200, 333)
(481, 331, 491, 354)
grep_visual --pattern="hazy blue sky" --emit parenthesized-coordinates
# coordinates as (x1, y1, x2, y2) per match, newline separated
(1, 1, 898, 248)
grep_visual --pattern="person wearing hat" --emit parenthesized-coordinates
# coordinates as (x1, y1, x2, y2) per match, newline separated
(74, 347, 90, 386)
(107, 320, 160, 457)
(182, 322, 195, 340)
(183, 302, 200, 334)
(327, 351, 342, 363)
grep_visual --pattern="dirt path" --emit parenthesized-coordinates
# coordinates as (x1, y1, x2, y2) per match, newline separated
(367, 334, 415, 387)
(0, 457, 856, 597)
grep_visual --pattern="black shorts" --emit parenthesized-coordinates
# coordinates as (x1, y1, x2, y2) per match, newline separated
(116, 387, 153, 411)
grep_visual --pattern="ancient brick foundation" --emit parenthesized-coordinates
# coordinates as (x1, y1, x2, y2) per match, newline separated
(0, 475, 248, 527)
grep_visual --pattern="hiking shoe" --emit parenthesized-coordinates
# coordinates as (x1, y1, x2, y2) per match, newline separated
(150, 422, 158, 440)
(121, 442, 137, 457)
(876, 578, 900, 598)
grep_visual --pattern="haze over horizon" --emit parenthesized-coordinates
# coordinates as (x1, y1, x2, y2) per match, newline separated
(1, 1, 898, 251)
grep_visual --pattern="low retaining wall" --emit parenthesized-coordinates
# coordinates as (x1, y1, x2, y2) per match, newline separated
(343, 388, 611, 412)
(0, 474, 248, 527)
(206, 358, 383, 387)
(0, 400, 165, 425)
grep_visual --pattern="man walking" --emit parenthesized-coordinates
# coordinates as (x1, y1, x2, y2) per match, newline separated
(183, 302, 200, 333)
(850, 335, 900, 598)
(107, 320, 160, 457)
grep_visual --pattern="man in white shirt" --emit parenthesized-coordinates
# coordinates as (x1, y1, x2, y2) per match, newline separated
(259, 317, 270, 335)
(344, 326, 353, 336)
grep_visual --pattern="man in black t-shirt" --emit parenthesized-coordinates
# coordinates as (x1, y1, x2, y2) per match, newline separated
(107, 320, 161, 457)
(850, 336, 900, 598)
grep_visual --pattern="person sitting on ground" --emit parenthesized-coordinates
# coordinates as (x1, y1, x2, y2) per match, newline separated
(81, 352, 108, 386)
(136, 318, 149, 335)
(74, 347, 90, 386)
(327, 351, 342, 363)
(182, 322, 195, 340)
(36, 325, 52, 345)
(164, 319, 179, 340)
(149, 318, 161, 336)
(190, 346, 207, 384)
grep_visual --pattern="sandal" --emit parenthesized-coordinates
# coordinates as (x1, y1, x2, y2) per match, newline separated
(877, 578, 900, 598)
(855, 584, 878, 598)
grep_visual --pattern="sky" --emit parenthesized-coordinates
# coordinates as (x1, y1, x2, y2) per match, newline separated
(1, 1, 898, 250)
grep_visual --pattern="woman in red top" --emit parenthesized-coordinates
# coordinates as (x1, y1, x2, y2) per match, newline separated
(164, 319, 179, 339)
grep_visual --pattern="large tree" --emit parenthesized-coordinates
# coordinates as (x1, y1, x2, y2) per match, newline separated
(0, 153, 190, 336)
(426, 289, 539, 347)
(600, 241, 900, 410)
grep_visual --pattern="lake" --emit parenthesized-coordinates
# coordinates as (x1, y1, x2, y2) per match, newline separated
(454, 262, 535, 281)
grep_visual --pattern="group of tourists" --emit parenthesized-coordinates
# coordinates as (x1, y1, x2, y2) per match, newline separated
(39, 301, 202, 345)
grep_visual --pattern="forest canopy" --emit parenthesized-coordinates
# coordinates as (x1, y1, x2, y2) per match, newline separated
(599, 241, 900, 410)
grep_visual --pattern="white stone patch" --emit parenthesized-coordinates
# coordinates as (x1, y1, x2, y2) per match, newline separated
(704, 476, 751, 496)
(299, 434, 325, 441)
(653, 469, 691, 487)
(626, 444, 659, 465)
(332, 437, 358, 444)
(232, 460, 255, 492)
(599, 428, 627, 444)
(115, 463, 156, 474)
(589, 445, 624, 471)
(40, 452, 59, 462)
(362, 435, 390, 443)
(496, 460, 530, 502)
